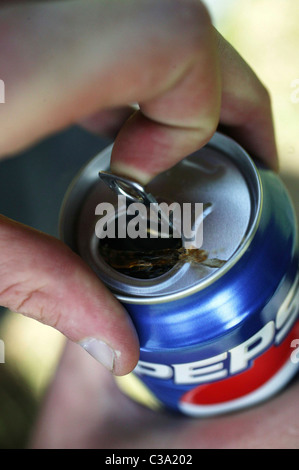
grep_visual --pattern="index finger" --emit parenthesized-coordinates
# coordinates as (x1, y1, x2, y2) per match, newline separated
(110, 28, 278, 183)
(0, 0, 277, 178)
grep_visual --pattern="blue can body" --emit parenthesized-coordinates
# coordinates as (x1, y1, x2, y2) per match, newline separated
(60, 133, 299, 416)
(121, 165, 299, 416)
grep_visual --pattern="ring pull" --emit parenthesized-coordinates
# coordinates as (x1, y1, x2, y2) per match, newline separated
(98, 171, 158, 206)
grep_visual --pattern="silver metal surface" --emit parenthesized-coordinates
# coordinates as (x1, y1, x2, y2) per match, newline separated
(59, 133, 262, 303)
(98, 171, 158, 206)
(98, 170, 175, 233)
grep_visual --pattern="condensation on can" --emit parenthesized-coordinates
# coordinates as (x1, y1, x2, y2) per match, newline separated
(60, 133, 299, 416)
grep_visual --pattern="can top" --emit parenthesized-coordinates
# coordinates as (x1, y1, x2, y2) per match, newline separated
(60, 133, 261, 303)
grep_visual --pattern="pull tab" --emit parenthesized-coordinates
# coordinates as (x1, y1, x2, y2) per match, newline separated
(98, 171, 175, 234)
(98, 171, 157, 206)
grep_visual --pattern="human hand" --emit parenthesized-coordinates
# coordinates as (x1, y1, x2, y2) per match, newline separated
(0, 0, 278, 375)
(30, 340, 299, 449)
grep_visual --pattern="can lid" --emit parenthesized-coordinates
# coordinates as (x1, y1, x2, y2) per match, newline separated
(60, 133, 261, 303)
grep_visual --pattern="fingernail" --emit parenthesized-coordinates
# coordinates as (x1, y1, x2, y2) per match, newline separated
(79, 338, 116, 372)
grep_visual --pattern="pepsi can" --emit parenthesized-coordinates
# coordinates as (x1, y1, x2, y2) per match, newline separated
(60, 132, 299, 416)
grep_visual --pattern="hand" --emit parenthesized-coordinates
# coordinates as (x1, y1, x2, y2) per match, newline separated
(0, 0, 278, 376)
(30, 340, 299, 449)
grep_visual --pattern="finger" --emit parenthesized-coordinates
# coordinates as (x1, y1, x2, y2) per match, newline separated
(215, 30, 278, 171)
(0, 0, 218, 161)
(111, 29, 221, 183)
(30, 340, 182, 449)
(0, 0, 277, 180)
(31, 339, 299, 449)
(78, 105, 136, 139)
(0, 215, 139, 376)
(30, 340, 114, 449)
(110, 29, 278, 182)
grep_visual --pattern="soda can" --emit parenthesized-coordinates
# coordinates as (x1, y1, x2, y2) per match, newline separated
(60, 132, 299, 416)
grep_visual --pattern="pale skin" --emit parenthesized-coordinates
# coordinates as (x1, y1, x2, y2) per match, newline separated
(30, 341, 299, 449)
(1, 0, 295, 449)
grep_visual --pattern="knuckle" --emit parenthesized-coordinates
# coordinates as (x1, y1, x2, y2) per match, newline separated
(258, 83, 272, 108)
(156, 0, 212, 54)
(249, 81, 273, 117)
(0, 280, 62, 330)
(179, 1, 212, 45)
(170, 0, 211, 27)
(19, 291, 63, 331)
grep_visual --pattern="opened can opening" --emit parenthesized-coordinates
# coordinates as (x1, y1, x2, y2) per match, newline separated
(98, 214, 183, 279)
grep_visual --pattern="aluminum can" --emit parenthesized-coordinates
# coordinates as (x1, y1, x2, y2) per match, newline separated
(60, 133, 299, 416)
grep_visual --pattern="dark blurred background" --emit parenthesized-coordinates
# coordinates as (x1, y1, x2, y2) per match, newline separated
(0, 127, 110, 448)
(0, 0, 298, 448)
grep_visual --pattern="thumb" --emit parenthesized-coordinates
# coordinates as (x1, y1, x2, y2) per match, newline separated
(0, 215, 139, 375)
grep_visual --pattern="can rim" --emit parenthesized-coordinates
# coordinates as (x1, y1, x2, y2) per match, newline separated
(115, 135, 263, 304)
(59, 133, 263, 305)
